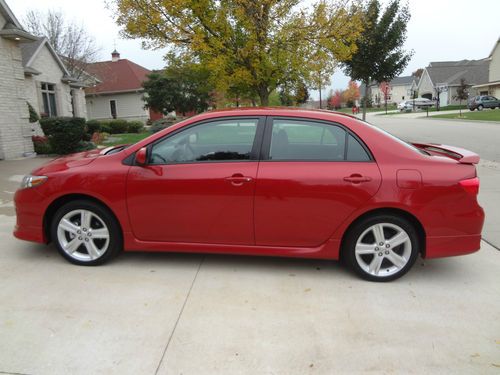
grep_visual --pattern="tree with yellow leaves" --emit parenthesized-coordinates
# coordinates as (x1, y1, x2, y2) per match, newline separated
(110, 0, 364, 106)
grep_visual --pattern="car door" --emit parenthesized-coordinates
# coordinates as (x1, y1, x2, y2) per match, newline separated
(126, 117, 265, 245)
(254, 117, 382, 247)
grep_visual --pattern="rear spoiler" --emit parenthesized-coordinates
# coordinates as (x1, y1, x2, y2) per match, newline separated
(412, 143, 480, 164)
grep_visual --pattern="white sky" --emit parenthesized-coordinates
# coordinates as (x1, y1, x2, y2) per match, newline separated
(8, 0, 500, 99)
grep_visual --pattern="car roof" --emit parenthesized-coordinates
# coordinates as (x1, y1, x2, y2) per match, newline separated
(186, 107, 361, 122)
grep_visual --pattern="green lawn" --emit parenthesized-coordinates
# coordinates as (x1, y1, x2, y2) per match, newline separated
(103, 132, 150, 146)
(335, 106, 396, 114)
(432, 109, 500, 122)
(377, 104, 469, 116)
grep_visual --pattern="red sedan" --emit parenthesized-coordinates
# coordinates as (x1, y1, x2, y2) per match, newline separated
(14, 108, 484, 281)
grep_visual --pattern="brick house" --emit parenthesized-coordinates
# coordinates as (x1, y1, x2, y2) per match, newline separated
(0, 0, 86, 159)
(85, 51, 162, 123)
(0, 0, 38, 159)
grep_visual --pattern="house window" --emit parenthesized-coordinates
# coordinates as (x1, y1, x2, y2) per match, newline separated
(110, 100, 117, 119)
(41, 83, 57, 117)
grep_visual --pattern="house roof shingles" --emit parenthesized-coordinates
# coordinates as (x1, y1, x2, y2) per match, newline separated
(84, 59, 151, 95)
(426, 59, 489, 86)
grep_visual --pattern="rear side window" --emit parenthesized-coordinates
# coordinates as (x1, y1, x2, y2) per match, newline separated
(347, 134, 371, 161)
(268, 119, 371, 162)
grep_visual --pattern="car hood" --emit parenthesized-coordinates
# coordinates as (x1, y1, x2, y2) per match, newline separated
(32, 146, 120, 174)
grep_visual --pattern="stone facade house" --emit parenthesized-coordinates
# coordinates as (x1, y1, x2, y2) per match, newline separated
(20, 37, 87, 120)
(0, 0, 86, 159)
(472, 38, 500, 97)
(85, 51, 162, 123)
(417, 59, 489, 106)
(0, 0, 37, 159)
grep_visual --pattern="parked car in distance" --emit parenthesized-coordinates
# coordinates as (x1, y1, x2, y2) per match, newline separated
(14, 108, 484, 282)
(468, 95, 500, 111)
(398, 98, 434, 112)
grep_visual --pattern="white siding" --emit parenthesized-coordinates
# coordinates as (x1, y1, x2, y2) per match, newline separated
(490, 42, 500, 83)
(86, 92, 149, 122)
(0, 13, 35, 159)
(418, 70, 434, 98)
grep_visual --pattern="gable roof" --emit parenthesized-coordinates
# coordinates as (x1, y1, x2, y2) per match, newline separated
(425, 59, 489, 86)
(0, 0, 37, 42)
(19, 37, 73, 79)
(0, 0, 22, 28)
(84, 59, 151, 95)
(390, 75, 417, 86)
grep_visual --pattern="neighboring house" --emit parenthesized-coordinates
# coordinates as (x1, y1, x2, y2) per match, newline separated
(20, 37, 87, 119)
(418, 59, 489, 106)
(0, 0, 37, 159)
(472, 38, 500, 97)
(360, 76, 419, 105)
(85, 51, 161, 123)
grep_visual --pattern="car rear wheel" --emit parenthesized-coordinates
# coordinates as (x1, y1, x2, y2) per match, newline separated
(477, 104, 484, 111)
(343, 215, 419, 282)
(51, 200, 122, 265)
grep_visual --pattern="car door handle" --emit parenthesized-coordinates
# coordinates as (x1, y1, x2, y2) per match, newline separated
(225, 174, 253, 185)
(343, 174, 372, 184)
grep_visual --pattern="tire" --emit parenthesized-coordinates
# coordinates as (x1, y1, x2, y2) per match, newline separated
(343, 214, 420, 282)
(477, 104, 483, 111)
(50, 200, 122, 266)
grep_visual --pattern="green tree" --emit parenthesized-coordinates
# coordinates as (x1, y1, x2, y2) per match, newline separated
(454, 78, 469, 117)
(341, 0, 412, 120)
(111, 0, 364, 106)
(143, 55, 214, 115)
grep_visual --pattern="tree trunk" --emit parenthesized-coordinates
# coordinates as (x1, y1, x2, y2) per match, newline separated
(362, 80, 369, 121)
(258, 86, 270, 106)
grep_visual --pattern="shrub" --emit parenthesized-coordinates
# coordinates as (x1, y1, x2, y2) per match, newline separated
(39, 117, 58, 136)
(44, 117, 86, 154)
(32, 135, 52, 154)
(86, 120, 102, 134)
(75, 141, 97, 152)
(127, 121, 144, 133)
(150, 117, 178, 133)
(27, 102, 40, 123)
(108, 119, 129, 134)
(99, 121, 112, 134)
(91, 132, 106, 145)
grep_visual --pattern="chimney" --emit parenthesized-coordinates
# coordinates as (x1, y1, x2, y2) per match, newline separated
(111, 49, 120, 62)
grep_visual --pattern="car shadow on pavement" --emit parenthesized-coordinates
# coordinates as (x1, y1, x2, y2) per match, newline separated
(15, 242, 481, 284)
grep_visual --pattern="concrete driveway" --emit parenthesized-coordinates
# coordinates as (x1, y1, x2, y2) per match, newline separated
(1, 147, 500, 374)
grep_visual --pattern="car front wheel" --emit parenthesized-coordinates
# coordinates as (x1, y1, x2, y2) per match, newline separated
(477, 104, 484, 111)
(51, 200, 122, 265)
(343, 215, 419, 282)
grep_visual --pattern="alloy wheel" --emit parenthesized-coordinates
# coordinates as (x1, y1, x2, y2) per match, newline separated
(354, 223, 412, 278)
(56, 209, 110, 262)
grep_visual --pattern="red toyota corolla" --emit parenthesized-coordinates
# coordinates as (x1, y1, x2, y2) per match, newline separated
(14, 108, 484, 281)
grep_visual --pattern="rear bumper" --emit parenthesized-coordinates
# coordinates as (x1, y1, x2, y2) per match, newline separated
(425, 234, 482, 259)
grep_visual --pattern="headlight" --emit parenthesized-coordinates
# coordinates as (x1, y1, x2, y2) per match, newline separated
(21, 175, 48, 189)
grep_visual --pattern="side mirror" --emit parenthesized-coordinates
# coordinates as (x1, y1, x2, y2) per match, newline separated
(135, 147, 148, 166)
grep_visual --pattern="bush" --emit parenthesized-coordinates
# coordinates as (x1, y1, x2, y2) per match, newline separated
(27, 102, 40, 123)
(150, 117, 177, 133)
(127, 121, 144, 133)
(99, 121, 112, 134)
(43, 117, 86, 154)
(32, 135, 52, 154)
(86, 119, 102, 134)
(39, 117, 58, 136)
(75, 141, 97, 152)
(108, 119, 129, 134)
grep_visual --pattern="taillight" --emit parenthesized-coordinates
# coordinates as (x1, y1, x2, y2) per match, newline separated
(459, 177, 479, 195)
